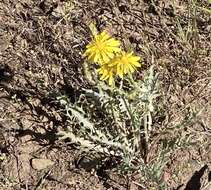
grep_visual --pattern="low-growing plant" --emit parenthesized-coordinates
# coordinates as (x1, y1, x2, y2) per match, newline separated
(57, 27, 197, 189)
(57, 64, 160, 181)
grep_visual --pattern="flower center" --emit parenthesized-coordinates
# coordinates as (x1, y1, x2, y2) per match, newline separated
(95, 40, 105, 51)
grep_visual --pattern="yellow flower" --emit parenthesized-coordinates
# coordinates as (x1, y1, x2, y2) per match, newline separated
(84, 31, 121, 64)
(97, 64, 115, 86)
(109, 52, 141, 78)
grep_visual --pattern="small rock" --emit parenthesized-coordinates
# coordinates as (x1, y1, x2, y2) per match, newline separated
(31, 158, 54, 170)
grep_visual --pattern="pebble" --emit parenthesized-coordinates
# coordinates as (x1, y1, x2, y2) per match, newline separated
(31, 158, 54, 170)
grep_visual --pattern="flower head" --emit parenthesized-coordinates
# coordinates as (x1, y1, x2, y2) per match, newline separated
(109, 52, 141, 78)
(97, 64, 115, 86)
(84, 31, 121, 64)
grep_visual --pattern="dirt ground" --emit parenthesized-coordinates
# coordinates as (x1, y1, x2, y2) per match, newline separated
(0, 0, 211, 190)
